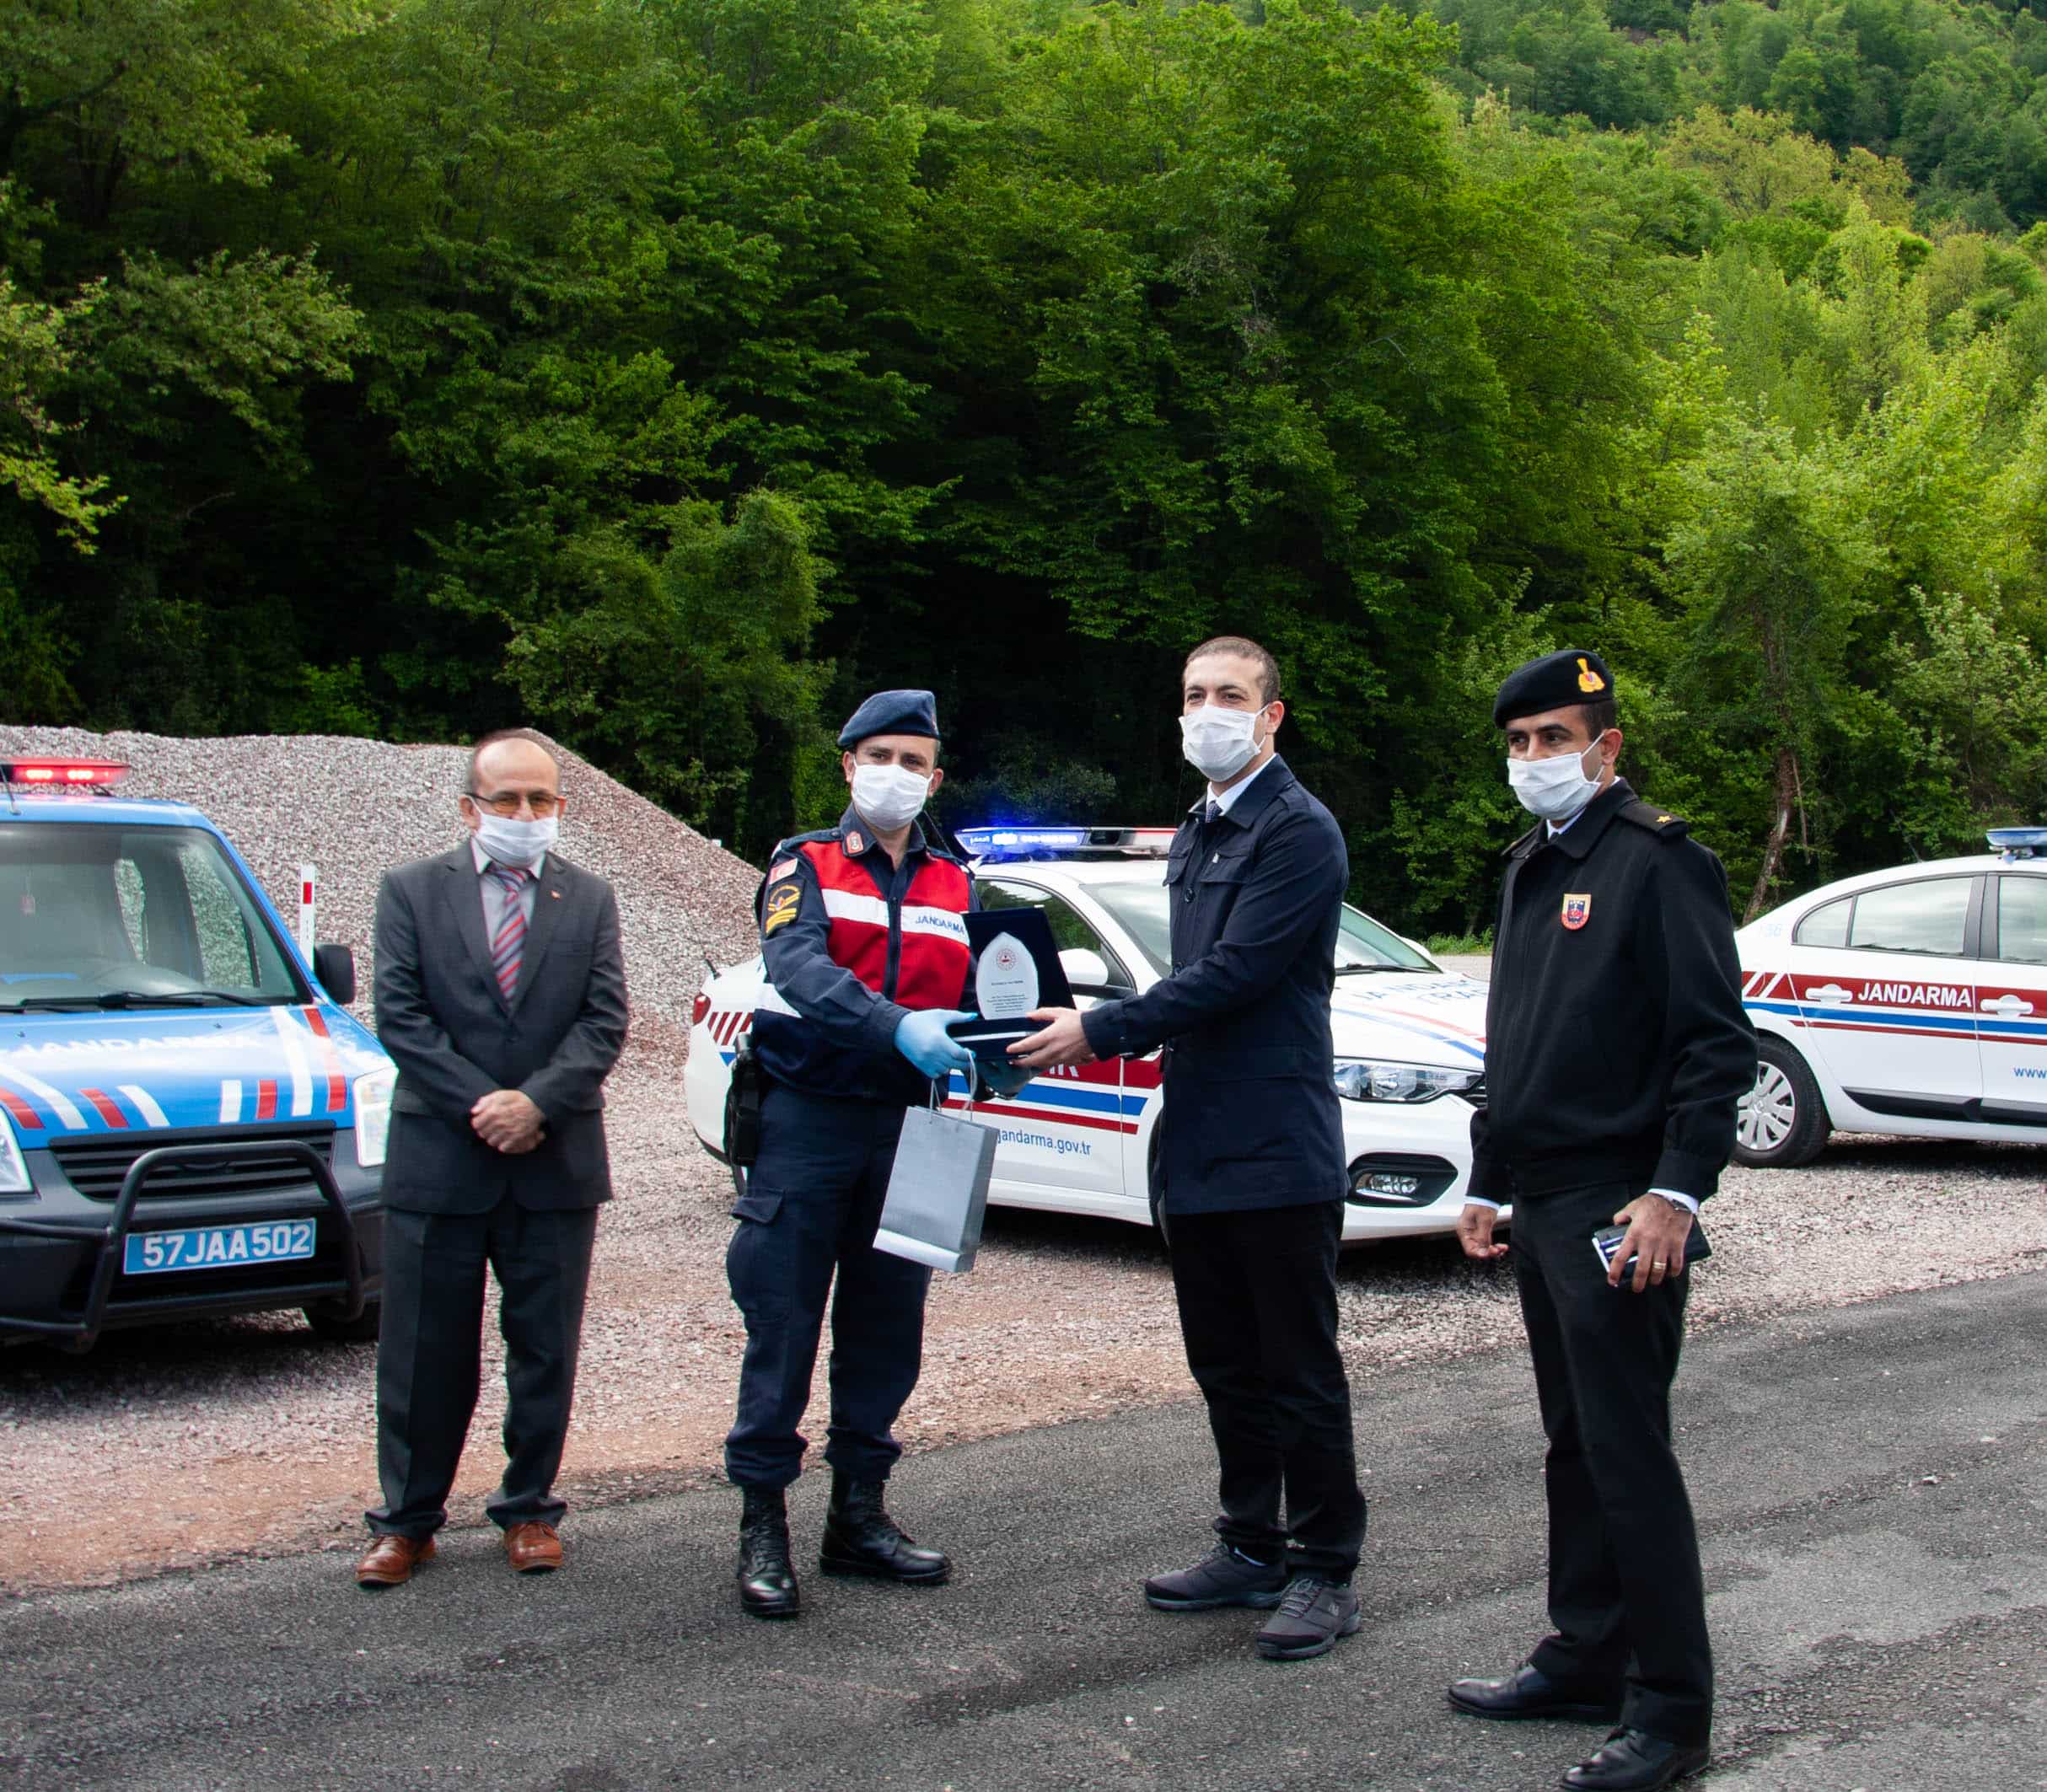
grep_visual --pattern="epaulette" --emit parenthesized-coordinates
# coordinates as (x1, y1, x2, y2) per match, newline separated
(758, 831, 836, 897)
(1504, 823, 1543, 859)
(765, 828, 839, 864)
(1617, 800, 1690, 840)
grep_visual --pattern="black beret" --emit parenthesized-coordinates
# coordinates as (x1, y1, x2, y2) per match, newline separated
(1493, 649, 1615, 727)
(838, 688, 940, 748)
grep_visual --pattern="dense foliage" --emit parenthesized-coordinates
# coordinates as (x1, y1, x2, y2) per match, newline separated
(6, 0, 2047, 929)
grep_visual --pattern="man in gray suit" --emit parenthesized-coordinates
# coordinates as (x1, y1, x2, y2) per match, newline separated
(355, 729, 629, 1588)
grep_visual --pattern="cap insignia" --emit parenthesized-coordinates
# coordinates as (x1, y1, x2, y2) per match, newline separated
(1576, 657, 1607, 694)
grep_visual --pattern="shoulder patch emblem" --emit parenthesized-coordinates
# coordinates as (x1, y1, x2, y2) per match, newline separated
(763, 881, 802, 936)
(844, 829, 866, 856)
(1561, 893, 1592, 931)
(769, 857, 798, 881)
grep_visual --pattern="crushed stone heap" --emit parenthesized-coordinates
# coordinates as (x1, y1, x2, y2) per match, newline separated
(0, 727, 763, 1060)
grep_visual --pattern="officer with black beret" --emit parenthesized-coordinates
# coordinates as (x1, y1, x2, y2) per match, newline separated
(1447, 650, 1754, 1791)
(722, 689, 978, 1619)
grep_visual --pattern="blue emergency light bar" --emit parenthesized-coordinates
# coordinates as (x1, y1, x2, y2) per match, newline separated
(1987, 827, 2047, 860)
(957, 824, 1176, 860)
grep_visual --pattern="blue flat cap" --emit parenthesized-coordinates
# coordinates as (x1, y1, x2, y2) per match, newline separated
(839, 688, 940, 748)
(1493, 649, 1614, 727)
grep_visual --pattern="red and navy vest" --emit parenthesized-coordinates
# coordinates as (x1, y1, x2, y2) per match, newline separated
(752, 825, 972, 1103)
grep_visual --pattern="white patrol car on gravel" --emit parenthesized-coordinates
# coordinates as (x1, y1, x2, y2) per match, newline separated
(685, 825, 1492, 1245)
(1733, 828, 2047, 1167)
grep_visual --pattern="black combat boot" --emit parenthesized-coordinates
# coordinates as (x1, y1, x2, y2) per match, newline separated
(818, 1473, 949, 1585)
(736, 1486, 800, 1619)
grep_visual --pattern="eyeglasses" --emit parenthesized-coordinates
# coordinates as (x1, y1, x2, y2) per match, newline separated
(469, 791, 561, 818)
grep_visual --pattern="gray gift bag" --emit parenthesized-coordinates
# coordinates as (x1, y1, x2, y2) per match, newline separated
(875, 1097, 998, 1273)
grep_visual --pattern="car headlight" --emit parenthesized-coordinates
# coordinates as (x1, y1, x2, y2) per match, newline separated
(1333, 1059, 1484, 1103)
(352, 1068, 398, 1168)
(0, 1113, 29, 1195)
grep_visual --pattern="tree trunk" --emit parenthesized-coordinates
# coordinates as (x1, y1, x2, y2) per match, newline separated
(1745, 745, 1801, 922)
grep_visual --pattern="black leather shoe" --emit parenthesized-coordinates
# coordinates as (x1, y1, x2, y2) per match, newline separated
(1561, 1728, 1711, 1790)
(736, 1487, 800, 1619)
(819, 1475, 949, 1585)
(1448, 1662, 1625, 1723)
(1144, 1542, 1289, 1612)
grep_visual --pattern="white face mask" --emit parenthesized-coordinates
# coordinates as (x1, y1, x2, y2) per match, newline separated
(473, 809, 558, 869)
(851, 761, 932, 833)
(1506, 738, 1608, 823)
(1180, 703, 1266, 783)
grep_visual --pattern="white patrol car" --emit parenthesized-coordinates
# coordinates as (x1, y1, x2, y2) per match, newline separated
(1733, 828, 2047, 1166)
(685, 825, 1493, 1245)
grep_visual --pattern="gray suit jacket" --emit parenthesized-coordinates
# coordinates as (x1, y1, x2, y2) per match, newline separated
(373, 844, 629, 1213)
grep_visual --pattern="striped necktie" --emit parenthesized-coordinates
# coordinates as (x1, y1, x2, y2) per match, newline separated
(486, 863, 530, 1000)
(1204, 799, 1222, 825)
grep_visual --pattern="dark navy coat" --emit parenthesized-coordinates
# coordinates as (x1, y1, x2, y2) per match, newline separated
(1081, 755, 1349, 1214)
(1471, 778, 1755, 1204)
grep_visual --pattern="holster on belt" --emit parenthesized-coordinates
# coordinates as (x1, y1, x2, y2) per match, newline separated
(724, 1037, 765, 1168)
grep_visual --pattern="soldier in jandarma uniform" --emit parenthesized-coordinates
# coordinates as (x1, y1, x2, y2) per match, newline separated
(722, 689, 978, 1620)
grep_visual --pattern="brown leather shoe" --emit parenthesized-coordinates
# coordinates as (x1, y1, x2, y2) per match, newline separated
(503, 1521, 564, 1574)
(356, 1533, 436, 1589)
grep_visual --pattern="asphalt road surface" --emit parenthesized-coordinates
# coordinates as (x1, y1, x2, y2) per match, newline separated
(3, 1272, 2042, 1792)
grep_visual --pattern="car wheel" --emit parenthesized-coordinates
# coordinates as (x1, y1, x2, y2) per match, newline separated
(304, 1299, 382, 1344)
(1733, 1038, 1830, 1168)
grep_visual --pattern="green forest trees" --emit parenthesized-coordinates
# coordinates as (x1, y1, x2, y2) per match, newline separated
(4, 0, 2047, 930)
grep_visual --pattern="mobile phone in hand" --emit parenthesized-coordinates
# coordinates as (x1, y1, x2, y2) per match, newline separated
(1591, 1221, 1711, 1274)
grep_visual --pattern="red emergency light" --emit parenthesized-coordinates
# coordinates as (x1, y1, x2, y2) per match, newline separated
(2, 759, 131, 788)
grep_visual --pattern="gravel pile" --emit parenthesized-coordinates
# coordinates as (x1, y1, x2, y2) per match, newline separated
(0, 726, 765, 1055)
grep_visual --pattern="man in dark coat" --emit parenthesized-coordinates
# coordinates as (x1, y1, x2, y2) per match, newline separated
(355, 728, 628, 1589)
(1449, 649, 1754, 1792)
(1014, 636, 1366, 1662)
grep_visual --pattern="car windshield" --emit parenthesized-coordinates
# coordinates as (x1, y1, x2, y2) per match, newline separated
(0, 822, 305, 1010)
(1087, 877, 1437, 978)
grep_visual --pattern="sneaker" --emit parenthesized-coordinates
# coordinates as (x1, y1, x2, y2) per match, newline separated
(1254, 1574, 1361, 1661)
(1144, 1541, 1290, 1612)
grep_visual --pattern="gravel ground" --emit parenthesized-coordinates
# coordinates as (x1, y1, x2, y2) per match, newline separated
(2, 732, 2044, 1596)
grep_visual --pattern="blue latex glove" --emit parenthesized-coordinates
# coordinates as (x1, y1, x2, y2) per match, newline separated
(894, 1008, 975, 1077)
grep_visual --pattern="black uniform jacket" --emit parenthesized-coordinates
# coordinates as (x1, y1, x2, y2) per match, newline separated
(373, 845, 629, 1212)
(1471, 778, 1755, 1205)
(1082, 755, 1349, 1215)
(752, 808, 978, 1108)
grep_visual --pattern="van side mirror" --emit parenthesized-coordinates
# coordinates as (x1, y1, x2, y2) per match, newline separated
(313, 942, 357, 1006)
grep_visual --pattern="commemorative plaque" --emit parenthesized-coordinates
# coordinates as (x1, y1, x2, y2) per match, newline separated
(945, 908, 1075, 1052)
